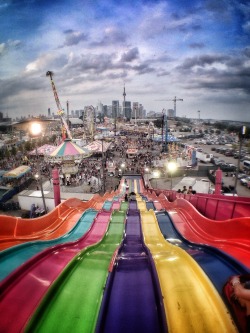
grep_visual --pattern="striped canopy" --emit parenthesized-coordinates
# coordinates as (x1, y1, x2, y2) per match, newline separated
(49, 139, 91, 159)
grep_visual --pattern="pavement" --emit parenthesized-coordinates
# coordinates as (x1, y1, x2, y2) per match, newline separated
(0, 175, 121, 217)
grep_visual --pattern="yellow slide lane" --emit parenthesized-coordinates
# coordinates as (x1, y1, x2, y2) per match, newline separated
(134, 179, 138, 193)
(140, 209, 238, 333)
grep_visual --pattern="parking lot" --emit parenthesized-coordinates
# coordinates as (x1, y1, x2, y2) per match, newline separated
(184, 139, 250, 197)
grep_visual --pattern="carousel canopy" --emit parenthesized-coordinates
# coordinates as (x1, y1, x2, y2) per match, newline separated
(3, 165, 31, 179)
(49, 139, 91, 159)
(29, 144, 56, 156)
(84, 140, 111, 153)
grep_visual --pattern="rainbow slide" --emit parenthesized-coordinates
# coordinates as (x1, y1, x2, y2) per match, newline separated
(0, 175, 250, 332)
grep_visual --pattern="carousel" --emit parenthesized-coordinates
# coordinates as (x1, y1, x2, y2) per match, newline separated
(46, 139, 92, 176)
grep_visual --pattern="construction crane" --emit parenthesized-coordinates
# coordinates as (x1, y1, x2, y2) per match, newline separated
(156, 96, 183, 117)
(46, 71, 72, 140)
(156, 96, 183, 152)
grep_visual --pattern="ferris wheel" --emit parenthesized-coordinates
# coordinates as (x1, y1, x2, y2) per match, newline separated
(83, 106, 95, 141)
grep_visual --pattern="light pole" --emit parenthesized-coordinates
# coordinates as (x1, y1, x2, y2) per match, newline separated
(121, 162, 125, 175)
(30, 122, 47, 214)
(101, 138, 106, 193)
(144, 167, 150, 188)
(153, 170, 160, 188)
(234, 126, 246, 195)
(167, 161, 177, 190)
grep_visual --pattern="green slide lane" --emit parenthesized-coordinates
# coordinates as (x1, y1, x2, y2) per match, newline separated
(24, 210, 126, 333)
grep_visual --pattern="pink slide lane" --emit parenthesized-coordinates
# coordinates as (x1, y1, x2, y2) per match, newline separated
(159, 194, 250, 268)
(0, 210, 111, 333)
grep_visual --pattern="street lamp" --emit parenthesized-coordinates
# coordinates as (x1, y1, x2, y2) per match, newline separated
(121, 162, 125, 175)
(233, 126, 247, 196)
(30, 122, 47, 214)
(167, 161, 177, 190)
(144, 167, 150, 187)
(101, 138, 106, 193)
(35, 173, 39, 190)
(153, 170, 160, 188)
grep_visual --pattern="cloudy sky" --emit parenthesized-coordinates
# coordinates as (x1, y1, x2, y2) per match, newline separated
(0, 0, 249, 121)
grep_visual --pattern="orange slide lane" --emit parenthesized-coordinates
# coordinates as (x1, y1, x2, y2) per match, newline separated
(0, 194, 107, 251)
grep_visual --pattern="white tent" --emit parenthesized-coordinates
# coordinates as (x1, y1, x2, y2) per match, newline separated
(84, 140, 111, 153)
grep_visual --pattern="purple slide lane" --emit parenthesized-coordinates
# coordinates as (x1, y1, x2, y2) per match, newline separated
(96, 209, 166, 333)
(0, 210, 111, 333)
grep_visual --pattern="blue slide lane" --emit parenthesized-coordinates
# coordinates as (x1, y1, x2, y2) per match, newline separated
(156, 210, 249, 295)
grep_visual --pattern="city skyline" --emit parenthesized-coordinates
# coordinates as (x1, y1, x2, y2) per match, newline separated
(0, 0, 249, 121)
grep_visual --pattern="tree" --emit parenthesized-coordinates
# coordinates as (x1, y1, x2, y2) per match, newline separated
(24, 141, 32, 152)
(10, 145, 17, 156)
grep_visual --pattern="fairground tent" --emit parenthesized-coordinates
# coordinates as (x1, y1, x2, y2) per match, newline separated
(84, 140, 111, 153)
(29, 144, 57, 156)
(3, 165, 31, 179)
(48, 139, 92, 160)
(152, 134, 179, 142)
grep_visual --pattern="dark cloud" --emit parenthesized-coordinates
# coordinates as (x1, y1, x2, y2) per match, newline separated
(157, 70, 171, 77)
(132, 63, 155, 75)
(177, 54, 229, 71)
(189, 42, 205, 49)
(176, 51, 250, 94)
(205, 0, 229, 14)
(243, 47, 250, 58)
(0, 39, 22, 58)
(91, 28, 127, 47)
(61, 30, 88, 47)
(66, 53, 114, 74)
(120, 47, 139, 62)
(0, 74, 44, 103)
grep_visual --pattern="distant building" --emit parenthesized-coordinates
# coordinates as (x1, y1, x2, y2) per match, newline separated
(96, 102, 104, 115)
(167, 109, 175, 117)
(68, 118, 83, 128)
(123, 101, 132, 120)
(103, 105, 108, 117)
(112, 100, 119, 119)
(74, 110, 80, 118)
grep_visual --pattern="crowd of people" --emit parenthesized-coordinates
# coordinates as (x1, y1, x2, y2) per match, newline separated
(177, 185, 196, 194)
(0, 131, 186, 194)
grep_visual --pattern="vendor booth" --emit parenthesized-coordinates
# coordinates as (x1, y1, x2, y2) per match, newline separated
(1, 165, 33, 202)
(3, 165, 31, 179)
(126, 148, 138, 159)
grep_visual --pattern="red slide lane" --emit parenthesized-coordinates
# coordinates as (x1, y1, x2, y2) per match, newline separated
(0, 210, 111, 333)
(157, 193, 250, 268)
(0, 194, 108, 251)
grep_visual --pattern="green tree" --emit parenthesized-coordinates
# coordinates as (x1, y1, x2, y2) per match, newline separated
(11, 146, 17, 156)
(24, 141, 32, 152)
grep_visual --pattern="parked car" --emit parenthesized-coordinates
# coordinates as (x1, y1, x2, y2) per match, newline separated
(220, 163, 235, 172)
(240, 176, 250, 186)
(237, 173, 247, 179)
(225, 150, 234, 156)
